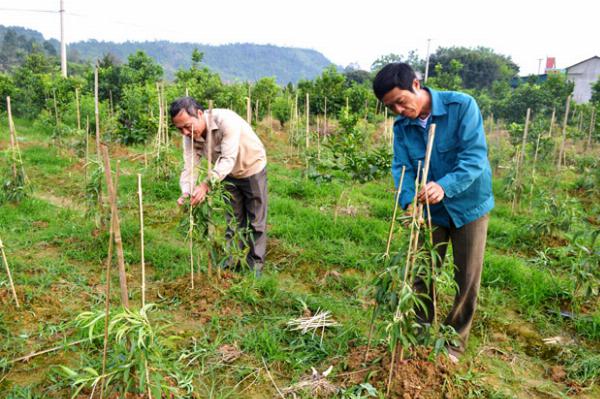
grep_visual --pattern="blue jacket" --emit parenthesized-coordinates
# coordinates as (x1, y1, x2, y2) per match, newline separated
(392, 88, 494, 228)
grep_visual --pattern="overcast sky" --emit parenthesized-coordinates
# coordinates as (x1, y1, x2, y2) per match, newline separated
(1, 0, 598, 76)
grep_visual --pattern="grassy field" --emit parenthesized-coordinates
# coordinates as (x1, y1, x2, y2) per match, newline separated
(0, 117, 599, 398)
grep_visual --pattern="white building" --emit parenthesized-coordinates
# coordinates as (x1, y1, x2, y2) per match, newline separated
(566, 56, 600, 103)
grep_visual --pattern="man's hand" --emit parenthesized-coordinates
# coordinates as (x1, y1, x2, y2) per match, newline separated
(190, 182, 210, 206)
(418, 181, 445, 205)
(177, 193, 190, 206)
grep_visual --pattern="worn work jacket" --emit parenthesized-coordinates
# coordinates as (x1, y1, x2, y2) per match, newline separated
(392, 88, 494, 228)
(180, 108, 267, 194)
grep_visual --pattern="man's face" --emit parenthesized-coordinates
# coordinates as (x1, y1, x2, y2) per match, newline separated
(172, 109, 206, 140)
(382, 79, 422, 119)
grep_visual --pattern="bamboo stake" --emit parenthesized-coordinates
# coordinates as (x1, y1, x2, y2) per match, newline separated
(316, 115, 321, 161)
(518, 108, 531, 167)
(246, 96, 251, 124)
(0, 236, 20, 308)
(585, 108, 595, 151)
(364, 166, 406, 362)
(384, 107, 389, 142)
(557, 96, 571, 169)
(305, 93, 310, 149)
(100, 146, 129, 308)
(94, 66, 102, 161)
(75, 88, 81, 131)
(408, 123, 436, 274)
(424, 182, 436, 327)
(6, 96, 17, 179)
(84, 116, 89, 186)
(386, 343, 398, 397)
(207, 100, 214, 278)
(99, 175, 116, 399)
(255, 99, 259, 124)
(512, 109, 530, 213)
(403, 161, 422, 283)
(384, 166, 406, 258)
(138, 174, 146, 307)
(548, 107, 556, 138)
(324, 97, 328, 136)
(189, 124, 195, 289)
(52, 89, 60, 127)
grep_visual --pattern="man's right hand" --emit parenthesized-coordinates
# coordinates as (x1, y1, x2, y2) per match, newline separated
(177, 193, 190, 206)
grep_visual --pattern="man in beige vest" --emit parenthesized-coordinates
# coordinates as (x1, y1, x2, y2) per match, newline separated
(170, 97, 268, 274)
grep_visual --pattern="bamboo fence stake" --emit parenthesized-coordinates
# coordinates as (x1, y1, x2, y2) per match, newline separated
(305, 93, 310, 149)
(52, 89, 60, 127)
(585, 108, 595, 151)
(324, 97, 328, 136)
(100, 146, 129, 308)
(557, 96, 571, 169)
(364, 166, 406, 362)
(94, 66, 102, 161)
(384, 166, 406, 258)
(0, 237, 19, 308)
(207, 100, 214, 278)
(6, 96, 17, 179)
(403, 161, 422, 283)
(386, 343, 398, 397)
(512, 109, 530, 213)
(548, 107, 556, 138)
(75, 88, 81, 131)
(246, 96, 251, 124)
(423, 173, 437, 327)
(518, 108, 531, 167)
(578, 111, 584, 133)
(99, 179, 116, 399)
(316, 115, 321, 160)
(189, 124, 196, 289)
(84, 116, 89, 186)
(185, 87, 189, 97)
(255, 99, 259, 124)
(409, 124, 436, 273)
(384, 108, 389, 142)
(138, 174, 146, 307)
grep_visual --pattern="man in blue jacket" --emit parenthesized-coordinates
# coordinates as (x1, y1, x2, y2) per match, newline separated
(373, 63, 494, 362)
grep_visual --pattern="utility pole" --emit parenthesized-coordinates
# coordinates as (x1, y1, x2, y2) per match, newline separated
(424, 38, 432, 83)
(60, 0, 67, 77)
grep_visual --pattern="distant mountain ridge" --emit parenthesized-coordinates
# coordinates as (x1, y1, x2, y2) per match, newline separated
(68, 40, 336, 84)
(0, 25, 337, 84)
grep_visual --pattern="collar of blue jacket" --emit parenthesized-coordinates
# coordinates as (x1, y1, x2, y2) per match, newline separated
(391, 87, 494, 228)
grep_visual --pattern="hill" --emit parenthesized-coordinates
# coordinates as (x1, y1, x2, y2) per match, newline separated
(0, 25, 337, 83)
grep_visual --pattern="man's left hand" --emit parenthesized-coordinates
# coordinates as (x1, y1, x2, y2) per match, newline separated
(191, 182, 210, 206)
(418, 181, 445, 205)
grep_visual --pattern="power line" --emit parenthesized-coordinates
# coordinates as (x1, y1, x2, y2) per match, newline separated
(0, 7, 57, 14)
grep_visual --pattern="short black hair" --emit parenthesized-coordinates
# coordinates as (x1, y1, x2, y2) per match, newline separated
(372, 63, 417, 100)
(169, 96, 204, 119)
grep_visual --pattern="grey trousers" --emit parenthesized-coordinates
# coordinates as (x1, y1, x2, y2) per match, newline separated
(415, 214, 489, 353)
(223, 167, 268, 270)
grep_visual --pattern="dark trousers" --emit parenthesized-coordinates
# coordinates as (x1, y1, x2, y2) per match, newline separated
(415, 214, 489, 353)
(223, 167, 268, 270)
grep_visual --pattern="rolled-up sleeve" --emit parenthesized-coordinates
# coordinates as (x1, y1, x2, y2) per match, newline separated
(179, 136, 200, 194)
(436, 97, 487, 198)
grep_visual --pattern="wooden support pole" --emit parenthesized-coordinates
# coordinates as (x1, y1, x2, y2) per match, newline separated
(512, 108, 530, 214)
(557, 96, 571, 169)
(100, 146, 129, 309)
(0, 237, 20, 308)
(52, 89, 60, 127)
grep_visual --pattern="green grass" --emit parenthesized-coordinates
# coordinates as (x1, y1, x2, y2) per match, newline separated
(0, 120, 598, 398)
